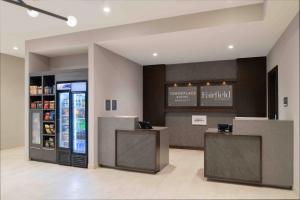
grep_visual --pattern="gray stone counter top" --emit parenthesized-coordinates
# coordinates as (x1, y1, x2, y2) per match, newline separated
(205, 128, 232, 135)
(117, 126, 168, 133)
(148, 126, 168, 131)
(206, 128, 219, 133)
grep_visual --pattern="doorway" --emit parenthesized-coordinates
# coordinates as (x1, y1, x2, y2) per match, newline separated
(268, 66, 278, 119)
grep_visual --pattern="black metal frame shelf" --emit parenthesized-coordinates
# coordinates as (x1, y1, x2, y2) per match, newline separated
(29, 74, 57, 163)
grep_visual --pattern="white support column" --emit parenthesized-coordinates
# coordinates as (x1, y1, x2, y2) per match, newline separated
(24, 50, 29, 160)
(87, 44, 97, 169)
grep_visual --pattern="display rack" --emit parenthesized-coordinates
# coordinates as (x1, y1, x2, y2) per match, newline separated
(29, 75, 57, 162)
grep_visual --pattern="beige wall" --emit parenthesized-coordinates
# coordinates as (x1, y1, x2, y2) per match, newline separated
(267, 13, 299, 194)
(0, 53, 25, 149)
(88, 44, 143, 168)
(49, 54, 88, 71)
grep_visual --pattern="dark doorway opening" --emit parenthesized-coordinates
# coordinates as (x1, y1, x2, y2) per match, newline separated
(268, 66, 278, 119)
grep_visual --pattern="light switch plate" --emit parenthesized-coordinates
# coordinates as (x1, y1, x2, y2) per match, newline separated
(112, 100, 117, 111)
(283, 97, 288, 107)
(105, 100, 111, 111)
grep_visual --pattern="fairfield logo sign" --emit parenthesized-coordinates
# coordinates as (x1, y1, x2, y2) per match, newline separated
(200, 85, 233, 106)
(201, 90, 231, 101)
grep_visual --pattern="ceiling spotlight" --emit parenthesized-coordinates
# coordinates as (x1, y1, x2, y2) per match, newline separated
(13, 46, 19, 50)
(66, 16, 78, 27)
(228, 45, 234, 49)
(152, 52, 158, 57)
(27, 9, 39, 18)
(103, 6, 111, 13)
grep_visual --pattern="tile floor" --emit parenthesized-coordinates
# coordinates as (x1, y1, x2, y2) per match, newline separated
(1, 147, 299, 199)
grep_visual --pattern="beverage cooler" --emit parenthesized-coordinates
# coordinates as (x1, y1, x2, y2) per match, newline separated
(56, 81, 88, 168)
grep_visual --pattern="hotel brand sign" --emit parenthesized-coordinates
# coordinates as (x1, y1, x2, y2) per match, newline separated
(168, 86, 197, 107)
(168, 85, 233, 107)
(200, 85, 233, 107)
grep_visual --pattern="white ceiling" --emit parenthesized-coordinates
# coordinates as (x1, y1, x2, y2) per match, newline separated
(1, 0, 263, 58)
(98, 0, 299, 65)
(0, 0, 299, 66)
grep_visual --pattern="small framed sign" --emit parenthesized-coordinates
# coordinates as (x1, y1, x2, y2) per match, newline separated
(168, 86, 197, 107)
(192, 115, 207, 125)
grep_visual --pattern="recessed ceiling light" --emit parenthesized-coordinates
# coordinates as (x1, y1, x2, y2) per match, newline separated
(152, 52, 158, 57)
(13, 46, 19, 50)
(228, 45, 234, 49)
(103, 6, 111, 13)
(66, 16, 78, 27)
(27, 9, 39, 18)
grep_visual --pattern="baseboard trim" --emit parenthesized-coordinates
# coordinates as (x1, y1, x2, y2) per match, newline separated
(88, 163, 98, 169)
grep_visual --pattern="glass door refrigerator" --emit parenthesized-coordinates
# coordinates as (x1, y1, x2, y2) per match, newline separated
(56, 81, 88, 168)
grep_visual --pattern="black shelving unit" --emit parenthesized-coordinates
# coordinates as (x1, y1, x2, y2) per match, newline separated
(29, 75, 57, 163)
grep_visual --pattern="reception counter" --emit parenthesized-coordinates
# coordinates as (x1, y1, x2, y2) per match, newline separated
(204, 119, 293, 189)
(233, 119, 293, 188)
(116, 127, 169, 173)
(98, 117, 169, 173)
(204, 129, 262, 185)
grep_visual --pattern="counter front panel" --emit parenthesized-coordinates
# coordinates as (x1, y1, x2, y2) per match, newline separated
(205, 133, 262, 184)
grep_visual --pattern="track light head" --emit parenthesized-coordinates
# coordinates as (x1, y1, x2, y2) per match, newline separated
(66, 16, 77, 27)
(27, 9, 39, 17)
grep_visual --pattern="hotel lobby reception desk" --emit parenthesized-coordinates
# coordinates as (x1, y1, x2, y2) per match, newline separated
(116, 127, 169, 173)
(205, 132, 262, 184)
(98, 117, 169, 173)
(204, 119, 293, 189)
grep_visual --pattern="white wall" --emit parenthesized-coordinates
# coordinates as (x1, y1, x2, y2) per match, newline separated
(49, 54, 88, 71)
(88, 44, 143, 168)
(0, 53, 25, 149)
(267, 13, 299, 194)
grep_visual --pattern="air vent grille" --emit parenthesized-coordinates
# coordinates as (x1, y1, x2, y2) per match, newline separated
(57, 151, 71, 166)
(72, 155, 87, 168)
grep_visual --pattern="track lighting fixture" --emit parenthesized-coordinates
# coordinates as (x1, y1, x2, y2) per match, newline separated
(2, 0, 78, 27)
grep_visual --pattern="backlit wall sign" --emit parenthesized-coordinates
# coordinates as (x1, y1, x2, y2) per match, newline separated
(200, 85, 233, 107)
(168, 86, 197, 107)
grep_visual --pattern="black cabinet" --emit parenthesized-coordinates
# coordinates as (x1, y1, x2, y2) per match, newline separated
(143, 65, 166, 126)
(236, 57, 267, 117)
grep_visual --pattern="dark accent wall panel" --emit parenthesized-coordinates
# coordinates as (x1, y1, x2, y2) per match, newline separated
(166, 60, 237, 82)
(236, 57, 267, 117)
(143, 65, 166, 126)
(165, 60, 238, 149)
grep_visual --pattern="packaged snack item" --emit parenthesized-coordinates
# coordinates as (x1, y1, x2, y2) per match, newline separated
(50, 101, 55, 109)
(31, 102, 36, 109)
(45, 124, 51, 134)
(44, 112, 50, 121)
(44, 101, 49, 109)
(37, 101, 43, 109)
(49, 124, 55, 134)
(50, 111, 55, 121)
(37, 86, 43, 95)
(30, 86, 37, 95)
